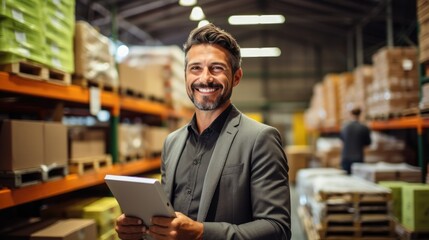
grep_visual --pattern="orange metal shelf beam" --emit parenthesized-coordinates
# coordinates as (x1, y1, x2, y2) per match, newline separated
(120, 96, 171, 118)
(368, 116, 428, 134)
(0, 158, 161, 210)
(0, 72, 120, 115)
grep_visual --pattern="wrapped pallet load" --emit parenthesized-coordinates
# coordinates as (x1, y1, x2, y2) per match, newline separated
(0, 0, 47, 65)
(74, 21, 118, 89)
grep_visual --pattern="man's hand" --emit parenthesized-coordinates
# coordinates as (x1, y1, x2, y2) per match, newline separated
(148, 212, 203, 240)
(115, 214, 148, 240)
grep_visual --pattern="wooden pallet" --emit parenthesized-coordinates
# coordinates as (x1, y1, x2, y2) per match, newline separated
(319, 214, 395, 236)
(0, 168, 43, 188)
(318, 191, 391, 203)
(72, 78, 118, 93)
(119, 87, 145, 99)
(0, 61, 48, 81)
(395, 222, 429, 240)
(47, 68, 71, 86)
(69, 155, 112, 175)
(41, 164, 68, 182)
(119, 153, 143, 163)
(298, 206, 320, 240)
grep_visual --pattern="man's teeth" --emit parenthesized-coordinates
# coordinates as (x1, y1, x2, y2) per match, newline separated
(198, 88, 216, 93)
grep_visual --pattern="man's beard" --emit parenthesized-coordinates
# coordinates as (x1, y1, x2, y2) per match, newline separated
(188, 83, 231, 111)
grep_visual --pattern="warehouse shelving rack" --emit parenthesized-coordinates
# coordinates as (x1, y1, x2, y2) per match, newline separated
(0, 71, 190, 210)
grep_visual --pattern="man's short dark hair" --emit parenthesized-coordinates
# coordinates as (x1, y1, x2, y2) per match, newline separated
(351, 107, 361, 117)
(183, 23, 241, 74)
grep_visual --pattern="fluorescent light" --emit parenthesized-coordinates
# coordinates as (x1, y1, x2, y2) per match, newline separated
(240, 47, 281, 57)
(198, 20, 210, 28)
(228, 15, 285, 25)
(190, 6, 205, 21)
(179, 0, 196, 6)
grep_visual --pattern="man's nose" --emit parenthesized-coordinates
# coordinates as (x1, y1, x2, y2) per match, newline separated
(201, 67, 213, 82)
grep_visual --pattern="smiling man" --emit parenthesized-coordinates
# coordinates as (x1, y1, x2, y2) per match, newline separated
(115, 23, 291, 240)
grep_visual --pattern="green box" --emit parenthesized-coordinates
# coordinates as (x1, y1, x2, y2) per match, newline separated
(46, 50, 74, 73)
(378, 181, 407, 222)
(83, 197, 121, 235)
(0, 45, 47, 66)
(0, 0, 43, 31)
(44, 3, 75, 30)
(402, 183, 429, 231)
(0, 18, 45, 46)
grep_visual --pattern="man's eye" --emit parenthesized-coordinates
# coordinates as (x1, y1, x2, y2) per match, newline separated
(190, 66, 201, 71)
(211, 66, 225, 72)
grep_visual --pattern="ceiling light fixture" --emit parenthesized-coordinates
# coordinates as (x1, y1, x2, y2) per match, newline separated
(190, 6, 205, 21)
(198, 20, 210, 28)
(228, 15, 285, 25)
(240, 47, 281, 57)
(179, 0, 197, 6)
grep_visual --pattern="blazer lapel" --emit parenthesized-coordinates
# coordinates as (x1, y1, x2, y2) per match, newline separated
(165, 127, 188, 202)
(197, 107, 241, 221)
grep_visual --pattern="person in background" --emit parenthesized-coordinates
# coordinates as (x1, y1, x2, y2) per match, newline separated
(340, 107, 372, 174)
(115, 23, 291, 240)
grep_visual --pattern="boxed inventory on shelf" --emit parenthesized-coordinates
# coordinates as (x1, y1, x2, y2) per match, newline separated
(42, 0, 75, 73)
(367, 47, 419, 118)
(68, 126, 107, 159)
(44, 122, 68, 167)
(322, 74, 340, 128)
(0, 119, 44, 171)
(352, 162, 421, 183)
(0, 0, 44, 31)
(74, 20, 118, 87)
(119, 45, 188, 106)
(0, 120, 68, 187)
(285, 145, 313, 183)
(118, 123, 144, 162)
(0, 18, 47, 65)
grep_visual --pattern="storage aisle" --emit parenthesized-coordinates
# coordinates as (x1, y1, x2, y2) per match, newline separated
(291, 184, 307, 240)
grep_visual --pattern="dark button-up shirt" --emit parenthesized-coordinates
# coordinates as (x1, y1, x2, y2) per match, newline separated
(173, 104, 232, 220)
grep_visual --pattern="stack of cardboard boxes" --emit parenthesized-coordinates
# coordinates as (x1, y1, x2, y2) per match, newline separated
(367, 47, 419, 118)
(418, 0, 429, 109)
(74, 21, 118, 89)
(0, 120, 68, 188)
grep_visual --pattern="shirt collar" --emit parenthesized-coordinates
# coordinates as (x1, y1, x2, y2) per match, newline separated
(187, 104, 233, 135)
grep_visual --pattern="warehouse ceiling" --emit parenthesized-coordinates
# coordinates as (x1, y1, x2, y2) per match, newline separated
(75, 0, 418, 111)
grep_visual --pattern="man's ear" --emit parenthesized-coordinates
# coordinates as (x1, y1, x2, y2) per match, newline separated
(233, 68, 242, 87)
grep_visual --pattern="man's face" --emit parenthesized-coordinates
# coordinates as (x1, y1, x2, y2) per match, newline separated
(185, 44, 241, 111)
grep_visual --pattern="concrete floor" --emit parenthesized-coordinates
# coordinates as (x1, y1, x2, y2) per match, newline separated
(291, 184, 308, 240)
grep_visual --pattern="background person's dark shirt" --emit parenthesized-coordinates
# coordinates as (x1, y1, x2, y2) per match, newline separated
(340, 120, 371, 162)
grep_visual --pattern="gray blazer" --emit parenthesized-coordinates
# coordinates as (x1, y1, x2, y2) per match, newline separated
(161, 105, 291, 240)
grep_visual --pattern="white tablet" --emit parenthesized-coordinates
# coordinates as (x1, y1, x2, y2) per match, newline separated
(104, 174, 176, 226)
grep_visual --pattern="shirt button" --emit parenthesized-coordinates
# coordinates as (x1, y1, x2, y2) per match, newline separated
(187, 189, 192, 195)
(193, 159, 198, 165)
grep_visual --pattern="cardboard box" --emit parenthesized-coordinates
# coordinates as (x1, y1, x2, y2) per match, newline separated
(74, 21, 118, 87)
(285, 145, 312, 183)
(402, 183, 429, 231)
(0, 120, 44, 171)
(142, 126, 170, 156)
(5, 219, 97, 240)
(70, 140, 105, 159)
(44, 122, 68, 166)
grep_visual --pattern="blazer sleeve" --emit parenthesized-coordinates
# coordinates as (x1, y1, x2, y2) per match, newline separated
(202, 126, 292, 240)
